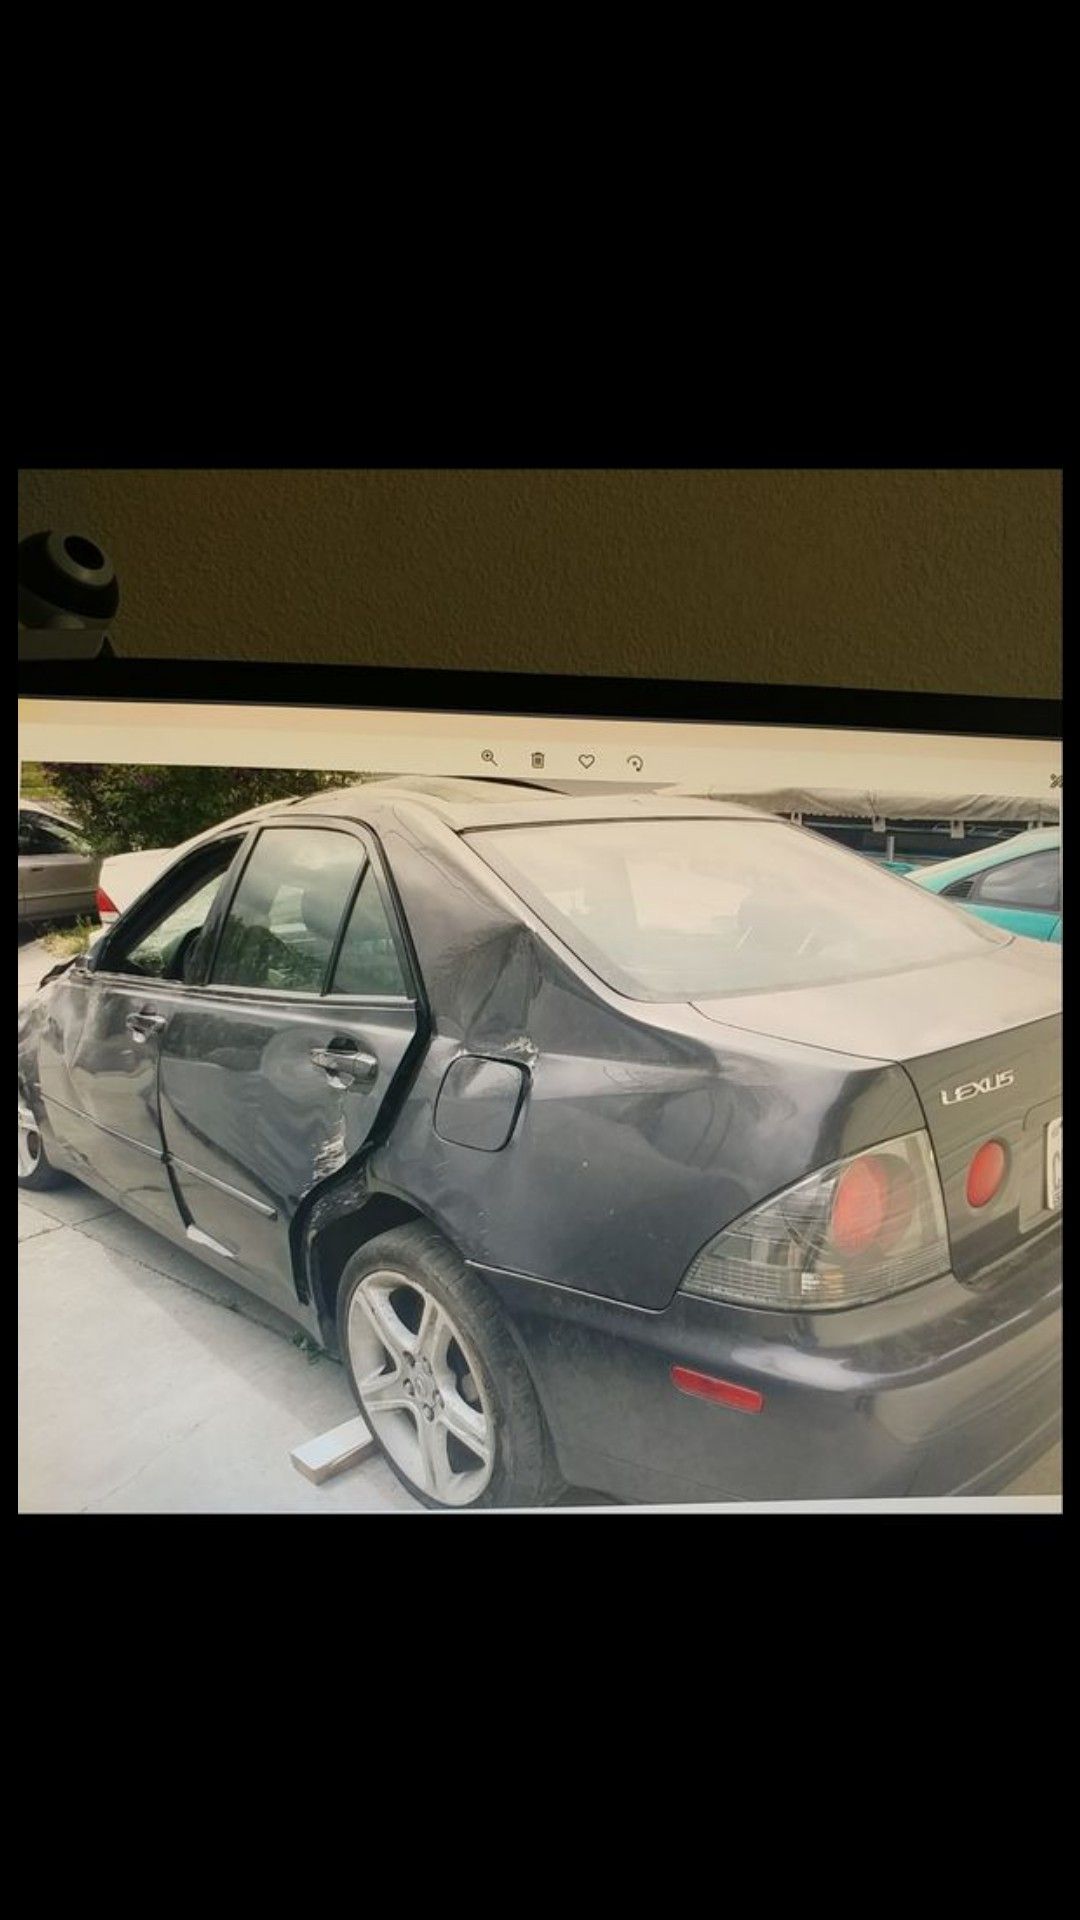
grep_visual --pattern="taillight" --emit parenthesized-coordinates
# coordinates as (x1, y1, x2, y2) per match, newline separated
(679, 1130, 950, 1311)
(966, 1140, 1007, 1209)
(95, 885, 118, 917)
(830, 1156, 895, 1253)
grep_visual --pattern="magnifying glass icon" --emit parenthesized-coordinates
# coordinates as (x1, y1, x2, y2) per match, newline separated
(481, 750, 497, 764)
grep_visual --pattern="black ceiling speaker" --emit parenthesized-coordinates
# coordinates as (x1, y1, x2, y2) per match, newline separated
(18, 531, 120, 660)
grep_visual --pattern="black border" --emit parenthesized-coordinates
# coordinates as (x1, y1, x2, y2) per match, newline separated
(15, 656, 1063, 740)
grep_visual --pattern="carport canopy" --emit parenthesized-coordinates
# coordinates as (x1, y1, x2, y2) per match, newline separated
(666, 786, 1058, 829)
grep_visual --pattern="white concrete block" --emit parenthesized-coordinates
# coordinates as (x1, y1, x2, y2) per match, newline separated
(290, 1415, 377, 1485)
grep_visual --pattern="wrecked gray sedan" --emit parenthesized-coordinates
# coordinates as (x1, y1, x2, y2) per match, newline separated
(17, 779, 1062, 1506)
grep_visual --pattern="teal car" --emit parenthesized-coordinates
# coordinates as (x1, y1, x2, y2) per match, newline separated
(909, 827, 1061, 942)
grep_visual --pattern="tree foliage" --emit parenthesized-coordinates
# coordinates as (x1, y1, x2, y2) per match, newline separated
(40, 764, 372, 857)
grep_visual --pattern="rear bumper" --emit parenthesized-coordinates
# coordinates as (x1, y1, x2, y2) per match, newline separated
(479, 1223, 1062, 1503)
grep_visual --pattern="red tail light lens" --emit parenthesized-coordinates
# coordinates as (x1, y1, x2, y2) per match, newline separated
(828, 1153, 914, 1255)
(95, 886, 118, 916)
(966, 1141, 1007, 1209)
(829, 1156, 891, 1253)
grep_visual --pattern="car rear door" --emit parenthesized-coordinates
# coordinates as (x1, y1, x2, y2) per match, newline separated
(156, 821, 421, 1314)
(19, 810, 99, 918)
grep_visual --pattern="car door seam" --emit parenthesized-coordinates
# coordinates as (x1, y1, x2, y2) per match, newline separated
(167, 1155, 278, 1219)
(41, 1092, 165, 1161)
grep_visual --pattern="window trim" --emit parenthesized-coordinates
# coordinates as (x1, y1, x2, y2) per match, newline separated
(89, 815, 422, 1009)
(324, 856, 415, 1002)
(183, 829, 259, 984)
(318, 816, 423, 1008)
(323, 851, 370, 990)
(203, 818, 420, 1006)
(204, 821, 367, 996)
(92, 832, 251, 984)
(967, 849, 1061, 914)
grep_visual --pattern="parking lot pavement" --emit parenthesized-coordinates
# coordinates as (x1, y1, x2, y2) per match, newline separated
(18, 1180, 1062, 1511)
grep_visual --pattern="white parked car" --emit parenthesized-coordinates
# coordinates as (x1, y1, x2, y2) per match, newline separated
(95, 846, 172, 925)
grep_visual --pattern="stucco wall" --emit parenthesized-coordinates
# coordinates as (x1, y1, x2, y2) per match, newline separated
(17, 469, 1061, 697)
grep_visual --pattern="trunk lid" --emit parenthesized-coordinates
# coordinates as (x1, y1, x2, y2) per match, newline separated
(693, 937, 1062, 1279)
(901, 1013, 1060, 1276)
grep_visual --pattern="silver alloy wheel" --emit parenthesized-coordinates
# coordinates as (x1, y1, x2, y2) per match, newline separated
(18, 1094, 41, 1179)
(347, 1269, 495, 1506)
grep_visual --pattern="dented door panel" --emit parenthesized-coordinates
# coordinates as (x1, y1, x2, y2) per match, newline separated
(158, 991, 418, 1306)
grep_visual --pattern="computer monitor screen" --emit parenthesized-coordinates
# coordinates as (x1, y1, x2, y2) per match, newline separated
(18, 687, 1062, 1514)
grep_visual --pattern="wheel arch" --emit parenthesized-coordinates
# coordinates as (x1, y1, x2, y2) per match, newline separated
(303, 1187, 439, 1355)
(301, 1186, 556, 1412)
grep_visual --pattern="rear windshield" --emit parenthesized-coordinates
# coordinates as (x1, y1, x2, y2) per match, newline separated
(468, 818, 1008, 1001)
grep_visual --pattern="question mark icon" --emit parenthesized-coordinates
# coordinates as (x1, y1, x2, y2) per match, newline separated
(627, 755, 644, 773)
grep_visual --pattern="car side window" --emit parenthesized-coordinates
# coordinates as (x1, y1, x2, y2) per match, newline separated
(329, 865, 410, 997)
(18, 814, 47, 855)
(972, 850, 1060, 911)
(942, 877, 975, 900)
(19, 811, 89, 856)
(211, 827, 362, 993)
(109, 840, 243, 981)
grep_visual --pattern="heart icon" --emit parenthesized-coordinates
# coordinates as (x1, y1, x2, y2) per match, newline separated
(578, 754, 595, 769)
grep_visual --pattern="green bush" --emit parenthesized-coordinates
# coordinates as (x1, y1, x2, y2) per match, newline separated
(40, 765, 374, 857)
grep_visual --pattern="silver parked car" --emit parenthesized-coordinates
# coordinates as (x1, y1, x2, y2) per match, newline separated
(18, 805, 101, 924)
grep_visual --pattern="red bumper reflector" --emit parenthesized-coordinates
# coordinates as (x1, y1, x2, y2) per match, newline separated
(670, 1366, 764, 1413)
(966, 1140, 1007, 1209)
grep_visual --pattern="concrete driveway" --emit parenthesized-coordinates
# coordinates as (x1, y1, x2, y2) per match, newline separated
(18, 1182, 423, 1513)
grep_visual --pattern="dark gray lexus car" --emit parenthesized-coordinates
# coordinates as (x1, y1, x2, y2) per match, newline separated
(17, 778, 1062, 1507)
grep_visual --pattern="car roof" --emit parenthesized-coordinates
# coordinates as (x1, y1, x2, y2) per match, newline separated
(912, 826, 1060, 886)
(283, 776, 774, 830)
(20, 798, 73, 819)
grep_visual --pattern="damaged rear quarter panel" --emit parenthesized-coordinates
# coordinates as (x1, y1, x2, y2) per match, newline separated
(359, 810, 920, 1310)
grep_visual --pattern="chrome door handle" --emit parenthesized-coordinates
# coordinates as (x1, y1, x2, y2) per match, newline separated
(126, 1009, 167, 1043)
(310, 1044, 379, 1085)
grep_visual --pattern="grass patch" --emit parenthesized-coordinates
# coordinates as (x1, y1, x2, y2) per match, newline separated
(40, 918, 97, 958)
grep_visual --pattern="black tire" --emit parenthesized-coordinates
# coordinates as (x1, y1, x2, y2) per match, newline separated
(337, 1221, 564, 1510)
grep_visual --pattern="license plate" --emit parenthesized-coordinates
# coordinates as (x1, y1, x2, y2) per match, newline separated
(1046, 1117, 1062, 1211)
